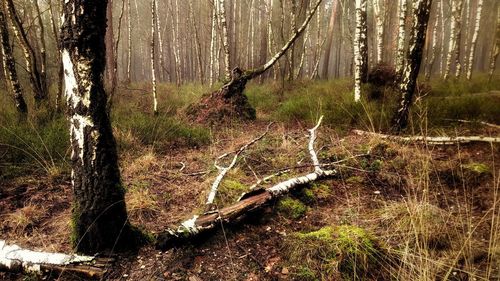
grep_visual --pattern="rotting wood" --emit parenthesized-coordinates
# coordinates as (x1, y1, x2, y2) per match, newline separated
(156, 116, 337, 250)
(353, 130, 500, 144)
(0, 240, 110, 279)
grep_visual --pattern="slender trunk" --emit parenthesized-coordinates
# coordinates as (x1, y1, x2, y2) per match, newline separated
(443, 0, 463, 80)
(33, 0, 47, 97)
(393, 0, 433, 131)
(219, 0, 231, 81)
(209, 1, 217, 86)
(321, 0, 339, 78)
(0, 6, 27, 115)
(154, 0, 164, 81)
(5, 0, 47, 103)
(48, 0, 64, 111)
(189, 0, 204, 84)
(466, 0, 483, 80)
(108, 0, 126, 110)
(489, 13, 500, 82)
(105, 0, 116, 89)
(374, 0, 384, 63)
(126, 0, 132, 83)
(353, 0, 368, 102)
(151, 0, 158, 114)
(453, 0, 464, 78)
(425, 0, 440, 80)
(61, 0, 138, 254)
(395, 0, 408, 75)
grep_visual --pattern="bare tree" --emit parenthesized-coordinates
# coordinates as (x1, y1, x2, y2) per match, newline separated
(5, 0, 47, 104)
(151, 0, 158, 114)
(0, 5, 26, 115)
(321, 0, 339, 78)
(61, 0, 139, 254)
(219, 0, 231, 81)
(443, 0, 463, 80)
(393, 0, 433, 131)
(395, 0, 408, 75)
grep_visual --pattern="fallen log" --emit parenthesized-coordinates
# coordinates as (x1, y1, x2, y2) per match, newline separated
(0, 240, 111, 279)
(352, 130, 500, 144)
(156, 117, 336, 250)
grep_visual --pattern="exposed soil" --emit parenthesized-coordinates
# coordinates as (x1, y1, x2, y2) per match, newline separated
(0, 121, 499, 280)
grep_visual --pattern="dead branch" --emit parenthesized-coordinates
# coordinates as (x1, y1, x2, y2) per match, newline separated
(443, 119, 500, 130)
(0, 240, 110, 279)
(353, 130, 500, 144)
(156, 117, 337, 250)
(206, 123, 274, 210)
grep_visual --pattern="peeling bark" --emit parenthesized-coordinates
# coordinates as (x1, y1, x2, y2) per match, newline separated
(393, 0, 433, 131)
(353, 130, 500, 144)
(61, 0, 138, 254)
(466, 0, 482, 80)
(395, 0, 408, 76)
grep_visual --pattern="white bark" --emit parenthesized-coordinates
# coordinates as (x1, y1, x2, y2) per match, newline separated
(396, 0, 408, 75)
(354, 0, 368, 102)
(0, 240, 95, 274)
(353, 130, 500, 144)
(219, 0, 231, 81)
(444, 0, 463, 80)
(154, 0, 164, 81)
(126, 0, 132, 82)
(206, 123, 273, 208)
(151, 0, 158, 114)
(373, 0, 384, 63)
(466, 0, 483, 80)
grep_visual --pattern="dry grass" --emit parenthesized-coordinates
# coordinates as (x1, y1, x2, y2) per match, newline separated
(4, 203, 46, 235)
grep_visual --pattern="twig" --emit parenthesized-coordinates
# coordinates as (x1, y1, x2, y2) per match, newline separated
(205, 123, 274, 209)
(443, 119, 500, 130)
(308, 116, 324, 174)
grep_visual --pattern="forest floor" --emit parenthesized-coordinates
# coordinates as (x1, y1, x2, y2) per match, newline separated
(1, 78, 500, 280)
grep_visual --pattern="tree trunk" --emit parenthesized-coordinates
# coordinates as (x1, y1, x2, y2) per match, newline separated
(395, 0, 408, 76)
(48, 0, 64, 112)
(321, 0, 339, 78)
(151, 0, 158, 114)
(393, 0, 433, 131)
(443, 0, 463, 80)
(425, 0, 440, 81)
(188, 0, 323, 124)
(105, 0, 116, 90)
(353, 0, 368, 102)
(209, 1, 218, 87)
(5, 0, 47, 104)
(60, 0, 138, 254)
(466, 0, 483, 80)
(374, 0, 384, 63)
(0, 6, 27, 115)
(219, 0, 231, 81)
(33, 0, 48, 99)
(126, 0, 132, 84)
(489, 17, 500, 82)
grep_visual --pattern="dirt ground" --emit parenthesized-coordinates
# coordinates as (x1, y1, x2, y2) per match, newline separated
(1, 121, 499, 280)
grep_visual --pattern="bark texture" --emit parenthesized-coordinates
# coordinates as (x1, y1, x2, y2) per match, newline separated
(393, 0, 432, 131)
(60, 0, 137, 254)
(0, 6, 27, 115)
(354, 0, 368, 102)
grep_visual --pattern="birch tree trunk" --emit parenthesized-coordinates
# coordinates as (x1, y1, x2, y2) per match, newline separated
(209, 1, 218, 87)
(425, 0, 440, 80)
(61, 0, 138, 254)
(0, 6, 27, 115)
(151, 0, 158, 114)
(105, 0, 116, 90)
(5, 0, 47, 104)
(443, 0, 463, 80)
(354, 0, 368, 102)
(466, 0, 483, 80)
(395, 0, 408, 76)
(489, 16, 500, 82)
(219, 0, 231, 81)
(393, 0, 433, 131)
(374, 0, 384, 63)
(154, 0, 164, 81)
(33, 0, 47, 98)
(188, 0, 204, 84)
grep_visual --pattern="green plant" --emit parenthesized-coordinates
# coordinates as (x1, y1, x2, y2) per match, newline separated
(277, 197, 307, 219)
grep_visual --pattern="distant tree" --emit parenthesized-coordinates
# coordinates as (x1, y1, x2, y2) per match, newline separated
(353, 0, 368, 102)
(393, 0, 433, 131)
(466, 0, 483, 80)
(61, 0, 138, 254)
(5, 0, 47, 104)
(0, 5, 27, 115)
(443, 0, 463, 80)
(395, 0, 408, 76)
(150, 0, 158, 114)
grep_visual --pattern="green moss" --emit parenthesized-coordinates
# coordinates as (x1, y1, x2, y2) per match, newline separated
(286, 225, 391, 280)
(296, 266, 318, 281)
(346, 176, 364, 184)
(298, 184, 331, 204)
(277, 197, 307, 219)
(462, 163, 491, 175)
(216, 179, 249, 206)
